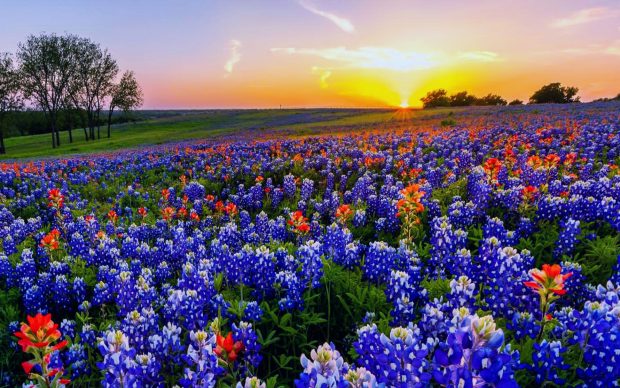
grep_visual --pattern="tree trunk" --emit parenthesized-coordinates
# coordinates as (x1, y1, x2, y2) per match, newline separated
(51, 125, 56, 148)
(88, 110, 94, 142)
(107, 107, 114, 138)
(55, 124, 60, 147)
(0, 116, 5, 154)
(96, 109, 101, 139)
(67, 110, 73, 143)
(0, 130, 5, 154)
(50, 112, 57, 148)
(83, 126, 89, 141)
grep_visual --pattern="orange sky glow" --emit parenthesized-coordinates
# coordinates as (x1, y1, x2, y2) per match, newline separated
(2, 0, 620, 108)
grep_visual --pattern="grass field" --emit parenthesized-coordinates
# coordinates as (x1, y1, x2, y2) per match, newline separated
(0, 107, 468, 160)
(4, 103, 605, 160)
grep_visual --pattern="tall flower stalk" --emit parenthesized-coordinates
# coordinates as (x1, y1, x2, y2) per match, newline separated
(524, 264, 572, 340)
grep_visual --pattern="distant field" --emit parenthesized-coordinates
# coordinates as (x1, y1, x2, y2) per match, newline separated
(0, 108, 438, 160)
(2, 103, 614, 160)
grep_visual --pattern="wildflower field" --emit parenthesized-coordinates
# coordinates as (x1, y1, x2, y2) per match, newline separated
(1, 103, 620, 387)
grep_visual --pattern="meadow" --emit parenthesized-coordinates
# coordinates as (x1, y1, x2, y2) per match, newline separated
(1, 102, 620, 387)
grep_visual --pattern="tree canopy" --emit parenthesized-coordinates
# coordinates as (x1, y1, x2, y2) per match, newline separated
(529, 82, 580, 104)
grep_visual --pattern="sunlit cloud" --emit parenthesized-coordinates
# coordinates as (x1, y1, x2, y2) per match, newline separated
(551, 7, 619, 28)
(458, 51, 500, 62)
(560, 40, 620, 56)
(298, 0, 354, 33)
(272, 46, 436, 71)
(224, 39, 242, 76)
(312, 66, 332, 88)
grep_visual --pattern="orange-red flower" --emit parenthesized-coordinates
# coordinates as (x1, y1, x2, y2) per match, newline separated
(161, 207, 175, 221)
(225, 203, 238, 216)
(544, 154, 561, 168)
(524, 264, 572, 296)
(288, 210, 310, 235)
(161, 188, 170, 201)
(15, 313, 70, 385)
(396, 184, 425, 218)
(138, 207, 148, 218)
(214, 332, 244, 363)
(40, 229, 61, 251)
(335, 204, 353, 224)
(47, 188, 64, 209)
(522, 185, 538, 202)
(483, 158, 502, 180)
(14, 313, 66, 353)
(107, 210, 118, 224)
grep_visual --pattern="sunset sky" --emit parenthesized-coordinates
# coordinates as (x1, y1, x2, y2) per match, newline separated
(1, 0, 620, 108)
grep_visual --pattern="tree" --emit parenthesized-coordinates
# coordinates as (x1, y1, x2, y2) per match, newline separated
(450, 91, 477, 107)
(529, 82, 580, 104)
(70, 38, 118, 141)
(476, 94, 507, 106)
(107, 70, 143, 138)
(0, 53, 23, 154)
(508, 99, 523, 106)
(18, 33, 79, 148)
(420, 89, 450, 108)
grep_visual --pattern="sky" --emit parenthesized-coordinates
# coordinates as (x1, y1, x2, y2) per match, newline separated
(1, 0, 620, 109)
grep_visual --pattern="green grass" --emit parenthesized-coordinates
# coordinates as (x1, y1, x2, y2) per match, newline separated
(0, 107, 463, 160)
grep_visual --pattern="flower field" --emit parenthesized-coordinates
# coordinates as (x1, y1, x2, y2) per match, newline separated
(1, 103, 620, 387)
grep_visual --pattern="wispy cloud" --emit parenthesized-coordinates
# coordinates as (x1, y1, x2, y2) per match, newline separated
(551, 7, 618, 28)
(311, 66, 332, 88)
(272, 46, 436, 71)
(272, 46, 501, 71)
(224, 40, 241, 76)
(458, 51, 500, 62)
(298, 0, 354, 33)
(560, 40, 620, 56)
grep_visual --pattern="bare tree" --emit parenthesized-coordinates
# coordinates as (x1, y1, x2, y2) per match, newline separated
(17, 33, 79, 148)
(70, 38, 118, 141)
(107, 70, 143, 138)
(0, 53, 23, 154)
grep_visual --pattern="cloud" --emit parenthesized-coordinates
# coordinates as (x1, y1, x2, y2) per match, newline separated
(551, 7, 619, 28)
(224, 40, 241, 76)
(272, 46, 436, 71)
(560, 40, 620, 56)
(272, 46, 501, 71)
(458, 51, 500, 62)
(605, 41, 620, 56)
(298, 0, 354, 33)
(312, 66, 332, 88)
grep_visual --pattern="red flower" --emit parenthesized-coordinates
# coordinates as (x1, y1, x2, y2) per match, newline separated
(21, 361, 35, 374)
(47, 188, 64, 209)
(288, 210, 310, 235)
(161, 188, 171, 201)
(138, 207, 148, 218)
(107, 210, 118, 224)
(161, 207, 175, 221)
(225, 203, 238, 216)
(483, 158, 502, 180)
(544, 154, 561, 168)
(521, 185, 538, 202)
(524, 264, 572, 296)
(396, 184, 425, 218)
(214, 332, 244, 363)
(40, 229, 61, 251)
(335, 204, 353, 223)
(14, 313, 65, 353)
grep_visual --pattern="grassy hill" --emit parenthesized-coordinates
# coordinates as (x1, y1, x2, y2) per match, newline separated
(0, 104, 561, 160)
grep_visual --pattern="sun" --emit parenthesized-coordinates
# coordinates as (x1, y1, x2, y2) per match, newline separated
(399, 101, 409, 108)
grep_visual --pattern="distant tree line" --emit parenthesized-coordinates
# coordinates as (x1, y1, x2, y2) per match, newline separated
(420, 82, 595, 109)
(0, 33, 143, 154)
(593, 93, 620, 103)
